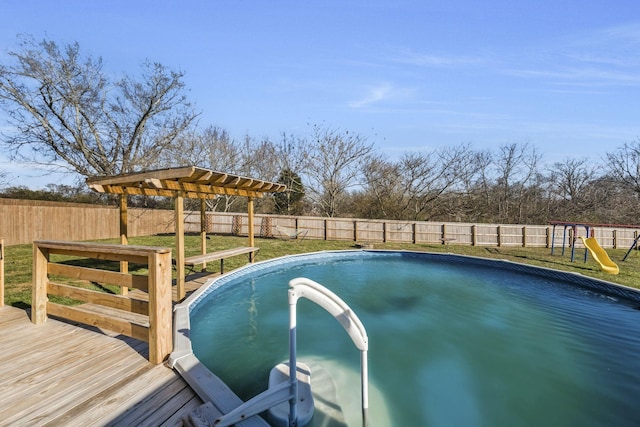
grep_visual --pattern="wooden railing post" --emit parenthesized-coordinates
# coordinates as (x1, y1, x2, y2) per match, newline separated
(32, 243, 49, 324)
(147, 250, 173, 365)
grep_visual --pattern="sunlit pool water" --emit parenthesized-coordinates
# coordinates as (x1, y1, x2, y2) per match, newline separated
(189, 251, 640, 426)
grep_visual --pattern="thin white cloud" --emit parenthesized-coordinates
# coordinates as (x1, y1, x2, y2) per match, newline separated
(347, 83, 416, 109)
(504, 22, 640, 87)
(504, 66, 640, 86)
(388, 47, 485, 68)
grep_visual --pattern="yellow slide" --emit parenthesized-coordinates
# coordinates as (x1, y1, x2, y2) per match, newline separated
(580, 237, 619, 275)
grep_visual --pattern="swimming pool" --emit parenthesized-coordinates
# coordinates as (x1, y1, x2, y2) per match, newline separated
(172, 250, 640, 426)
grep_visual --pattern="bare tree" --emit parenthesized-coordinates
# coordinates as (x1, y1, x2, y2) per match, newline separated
(361, 154, 404, 219)
(606, 138, 640, 195)
(271, 132, 310, 214)
(492, 142, 541, 223)
(545, 157, 599, 220)
(362, 143, 480, 221)
(237, 134, 279, 182)
(585, 175, 640, 224)
(159, 126, 244, 211)
(0, 36, 198, 178)
(162, 127, 286, 212)
(0, 169, 7, 189)
(458, 149, 494, 221)
(547, 158, 595, 202)
(305, 125, 375, 217)
(412, 145, 475, 220)
(273, 132, 309, 179)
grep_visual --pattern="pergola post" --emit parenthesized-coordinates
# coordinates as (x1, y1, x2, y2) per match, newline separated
(119, 194, 129, 295)
(200, 199, 207, 271)
(175, 192, 185, 300)
(248, 197, 255, 261)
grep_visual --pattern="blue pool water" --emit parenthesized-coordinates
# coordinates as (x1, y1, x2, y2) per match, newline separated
(190, 251, 640, 426)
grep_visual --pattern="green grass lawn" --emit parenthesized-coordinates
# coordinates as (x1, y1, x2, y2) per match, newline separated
(3, 234, 639, 308)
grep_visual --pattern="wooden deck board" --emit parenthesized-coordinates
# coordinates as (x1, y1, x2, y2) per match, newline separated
(0, 271, 268, 426)
(11, 350, 152, 424)
(0, 304, 204, 426)
(0, 329, 127, 386)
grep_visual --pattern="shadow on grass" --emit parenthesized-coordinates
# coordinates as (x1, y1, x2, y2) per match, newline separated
(484, 247, 600, 273)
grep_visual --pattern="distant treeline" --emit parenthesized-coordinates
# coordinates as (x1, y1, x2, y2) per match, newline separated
(2, 137, 640, 226)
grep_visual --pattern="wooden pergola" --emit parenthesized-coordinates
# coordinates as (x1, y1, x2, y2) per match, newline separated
(86, 166, 286, 299)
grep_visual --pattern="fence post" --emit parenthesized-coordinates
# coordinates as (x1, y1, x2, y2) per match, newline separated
(0, 238, 4, 307)
(354, 220, 358, 242)
(613, 229, 618, 249)
(522, 226, 527, 248)
(32, 243, 49, 325)
(382, 222, 387, 243)
(324, 219, 328, 241)
(412, 223, 417, 244)
(546, 227, 551, 248)
(147, 250, 173, 365)
(441, 224, 446, 245)
(497, 226, 502, 247)
(471, 225, 477, 246)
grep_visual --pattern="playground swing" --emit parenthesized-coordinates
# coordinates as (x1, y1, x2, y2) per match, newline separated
(549, 221, 624, 275)
(623, 234, 640, 261)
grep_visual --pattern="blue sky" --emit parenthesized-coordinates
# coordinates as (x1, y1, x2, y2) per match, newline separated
(1, 0, 639, 188)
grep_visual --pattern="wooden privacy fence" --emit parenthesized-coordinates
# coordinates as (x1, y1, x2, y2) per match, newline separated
(205, 213, 640, 250)
(0, 198, 175, 246)
(3, 198, 639, 251)
(31, 240, 173, 364)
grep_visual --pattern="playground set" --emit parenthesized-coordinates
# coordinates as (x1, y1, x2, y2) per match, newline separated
(549, 221, 640, 275)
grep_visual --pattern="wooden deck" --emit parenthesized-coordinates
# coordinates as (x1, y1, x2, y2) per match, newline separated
(0, 273, 217, 427)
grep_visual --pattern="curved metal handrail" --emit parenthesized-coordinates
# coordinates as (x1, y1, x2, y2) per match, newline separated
(214, 277, 369, 427)
(288, 277, 369, 427)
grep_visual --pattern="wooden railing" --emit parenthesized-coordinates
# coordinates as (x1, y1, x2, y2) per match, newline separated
(31, 240, 173, 364)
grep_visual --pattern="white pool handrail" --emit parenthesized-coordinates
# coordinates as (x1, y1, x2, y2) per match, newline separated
(288, 277, 369, 427)
(213, 277, 369, 427)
